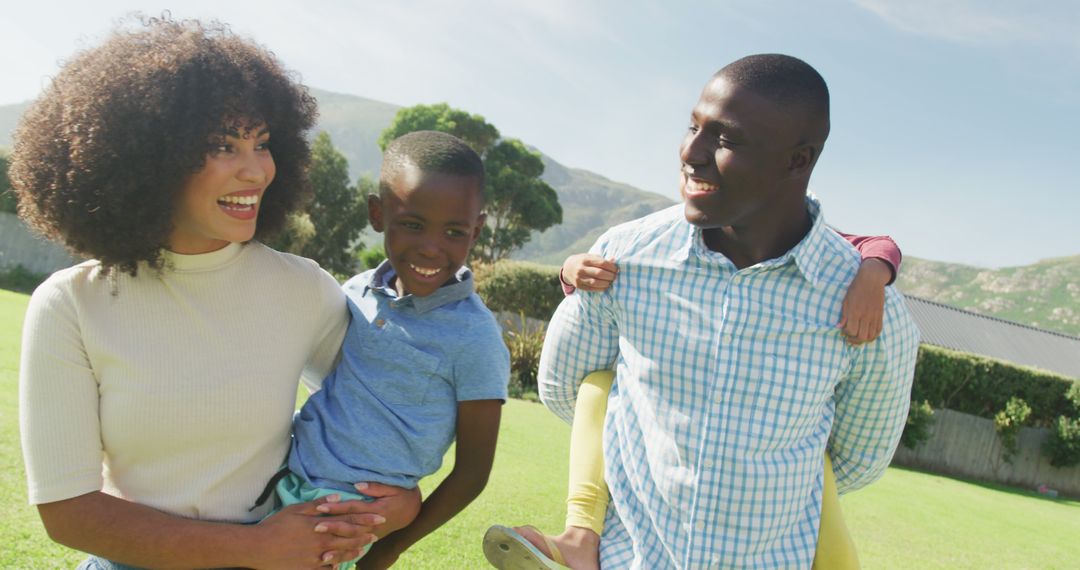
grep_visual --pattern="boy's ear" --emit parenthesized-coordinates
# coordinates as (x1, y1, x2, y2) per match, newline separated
(471, 212, 487, 242)
(368, 193, 385, 232)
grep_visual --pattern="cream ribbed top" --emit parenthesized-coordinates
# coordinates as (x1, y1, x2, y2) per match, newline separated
(19, 242, 347, 522)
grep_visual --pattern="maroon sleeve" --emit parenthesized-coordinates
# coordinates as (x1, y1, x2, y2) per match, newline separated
(559, 268, 576, 296)
(833, 230, 902, 285)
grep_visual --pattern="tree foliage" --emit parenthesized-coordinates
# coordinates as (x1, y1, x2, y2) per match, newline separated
(269, 132, 368, 277)
(0, 153, 16, 214)
(378, 103, 561, 263)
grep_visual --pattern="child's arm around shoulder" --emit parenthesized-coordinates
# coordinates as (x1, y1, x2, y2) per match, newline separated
(560, 253, 619, 295)
(834, 231, 903, 345)
(358, 400, 502, 569)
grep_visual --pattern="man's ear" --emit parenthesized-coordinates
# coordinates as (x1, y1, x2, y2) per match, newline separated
(787, 144, 818, 178)
(368, 193, 384, 232)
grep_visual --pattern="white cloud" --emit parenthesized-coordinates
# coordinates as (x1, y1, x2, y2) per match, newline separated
(851, 0, 1080, 50)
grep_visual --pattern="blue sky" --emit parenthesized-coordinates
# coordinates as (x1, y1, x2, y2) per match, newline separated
(2, 0, 1077, 268)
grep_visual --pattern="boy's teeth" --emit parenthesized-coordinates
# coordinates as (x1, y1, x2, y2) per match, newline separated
(410, 264, 440, 276)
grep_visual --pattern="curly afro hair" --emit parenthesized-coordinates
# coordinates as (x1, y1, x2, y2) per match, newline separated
(9, 15, 318, 275)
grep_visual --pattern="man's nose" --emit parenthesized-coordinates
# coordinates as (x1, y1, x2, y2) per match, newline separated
(679, 131, 708, 166)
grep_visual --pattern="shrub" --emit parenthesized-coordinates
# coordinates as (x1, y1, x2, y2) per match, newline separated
(993, 397, 1032, 464)
(1043, 415, 1080, 468)
(475, 260, 563, 321)
(911, 345, 1077, 427)
(0, 264, 48, 294)
(901, 400, 935, 449)
(502, 313, 546, 399)
(357, 244, 386, 270)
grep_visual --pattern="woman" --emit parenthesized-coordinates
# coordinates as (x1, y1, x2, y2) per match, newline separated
(13, 16, 419, 569)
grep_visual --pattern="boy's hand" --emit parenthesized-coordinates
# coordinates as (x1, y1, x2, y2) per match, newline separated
(838, 258, 892, 344)
(563, 254, 618, 292)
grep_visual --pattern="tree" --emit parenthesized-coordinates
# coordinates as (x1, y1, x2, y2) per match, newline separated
(0, 153, 16, 214)
(378, 103, 562, 264)
(270, 132, 368, 277)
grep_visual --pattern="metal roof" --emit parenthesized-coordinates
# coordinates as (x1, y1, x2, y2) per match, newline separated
(903, 294, 1080, 380)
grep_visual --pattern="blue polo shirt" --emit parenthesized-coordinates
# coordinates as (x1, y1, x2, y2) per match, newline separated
(288, 261, 510, 492)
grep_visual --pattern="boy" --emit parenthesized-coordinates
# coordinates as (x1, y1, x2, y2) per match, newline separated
(272, 130, 510, 569)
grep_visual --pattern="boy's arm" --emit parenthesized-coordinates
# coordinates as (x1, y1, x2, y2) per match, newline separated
(834, 231, 903, 344)
(359, 400, 502, 569)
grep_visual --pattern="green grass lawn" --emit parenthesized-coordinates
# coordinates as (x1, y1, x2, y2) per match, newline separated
(3, 288, 1079, 568)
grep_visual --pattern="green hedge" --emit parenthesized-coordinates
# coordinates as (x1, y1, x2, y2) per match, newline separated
(474, 260, 564, 321)
(911, 344, 1079, 428)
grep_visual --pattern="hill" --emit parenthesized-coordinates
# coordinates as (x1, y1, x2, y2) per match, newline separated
(896, 255, 1080, 337)
(2, 93, 1076, 335)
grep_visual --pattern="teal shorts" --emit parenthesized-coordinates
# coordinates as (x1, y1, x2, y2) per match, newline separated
(271, 471, 375, 569)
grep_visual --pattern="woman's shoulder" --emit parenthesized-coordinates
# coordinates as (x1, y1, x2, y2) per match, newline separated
(243, 242, 338, 282)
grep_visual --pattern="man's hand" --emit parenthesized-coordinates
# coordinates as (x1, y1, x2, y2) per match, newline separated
(838, 258, 892, 344)
(562, 254, 618, 292)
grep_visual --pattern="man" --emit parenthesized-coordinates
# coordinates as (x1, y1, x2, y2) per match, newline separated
(537, 54, 920, 568)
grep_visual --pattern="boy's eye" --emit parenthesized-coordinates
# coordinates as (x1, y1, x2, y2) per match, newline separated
(446, 229, 467, 238)
(687, 125, 700, 135)
(402, 221, 422, 231)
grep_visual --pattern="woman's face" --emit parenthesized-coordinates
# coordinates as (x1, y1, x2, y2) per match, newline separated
(169, 122, 275, 254)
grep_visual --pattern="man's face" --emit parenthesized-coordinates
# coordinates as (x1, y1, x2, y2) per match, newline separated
(369, 166, 485, 298)
(678, 76, 799, 230)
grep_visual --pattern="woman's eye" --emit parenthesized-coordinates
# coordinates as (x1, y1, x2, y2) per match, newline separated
(256, 140, 272, 151)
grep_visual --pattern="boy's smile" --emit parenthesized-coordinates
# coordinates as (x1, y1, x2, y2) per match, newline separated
(369, 165, 486, 298)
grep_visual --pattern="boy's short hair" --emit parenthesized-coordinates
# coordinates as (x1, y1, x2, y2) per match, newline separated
(9, 15, 317, 275)
(379, 131, 486, 204)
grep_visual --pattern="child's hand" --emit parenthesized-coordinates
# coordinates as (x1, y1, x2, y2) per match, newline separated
(838, 258, 892, 344)
(563, 254, 618, 292)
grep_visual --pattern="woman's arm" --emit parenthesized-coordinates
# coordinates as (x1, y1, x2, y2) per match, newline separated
(358, 400, 503, 569)
(38, 490, 383, 569)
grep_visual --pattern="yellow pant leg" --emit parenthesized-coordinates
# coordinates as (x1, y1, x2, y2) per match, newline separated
(812, 454, 860, 569)
(564, 370, 614, 535)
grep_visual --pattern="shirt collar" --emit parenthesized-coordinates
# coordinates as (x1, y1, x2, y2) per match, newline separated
(673, 194, 831, 286)
(364, 259, 475, 313)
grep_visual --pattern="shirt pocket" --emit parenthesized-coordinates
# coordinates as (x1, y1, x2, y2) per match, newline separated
(360, 336, 443, 407)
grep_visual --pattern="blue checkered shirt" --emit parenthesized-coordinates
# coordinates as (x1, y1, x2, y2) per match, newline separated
(538, 197, 920, 569)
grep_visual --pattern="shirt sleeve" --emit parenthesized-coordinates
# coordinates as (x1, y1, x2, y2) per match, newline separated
(833, 230, 902, 284)
(559, 268, 577, 296)
(829, 288, 920, 494)
(453, 311, 511, 402)
(301, 266, 349, 392)
(20, 276, 106, 504)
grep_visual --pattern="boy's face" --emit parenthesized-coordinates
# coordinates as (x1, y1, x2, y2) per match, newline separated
(369, 165, 486, 298)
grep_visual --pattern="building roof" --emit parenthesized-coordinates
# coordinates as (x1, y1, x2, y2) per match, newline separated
(903, 294, 1080, 380)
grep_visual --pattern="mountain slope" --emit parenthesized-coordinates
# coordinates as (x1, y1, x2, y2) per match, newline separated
(896, 255, 1080, 336)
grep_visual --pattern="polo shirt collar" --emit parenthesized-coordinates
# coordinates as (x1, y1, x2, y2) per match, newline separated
(365, 259, 474, 313)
